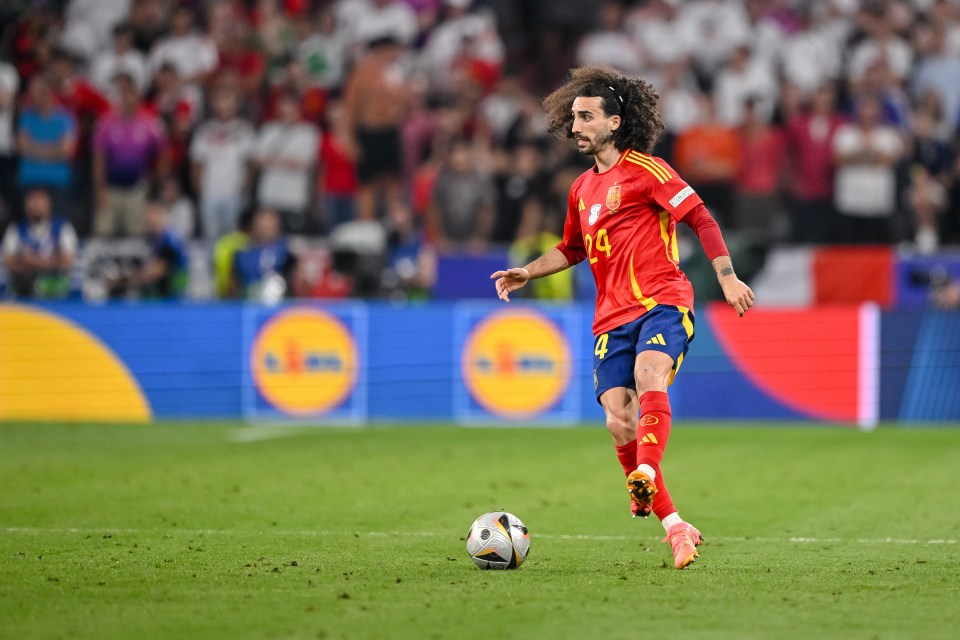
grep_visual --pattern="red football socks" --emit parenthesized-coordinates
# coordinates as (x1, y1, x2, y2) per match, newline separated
(615, 439, 638, 477)
(637, 390, 676, 520)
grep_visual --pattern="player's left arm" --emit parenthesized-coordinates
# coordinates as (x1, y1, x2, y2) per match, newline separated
(648, 166, 755, 317)
(683, 203, 755, 317)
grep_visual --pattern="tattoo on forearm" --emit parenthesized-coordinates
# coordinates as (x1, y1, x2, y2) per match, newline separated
(719, 267, 735, 278)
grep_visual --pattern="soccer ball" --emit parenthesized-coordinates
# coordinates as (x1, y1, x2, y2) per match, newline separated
(465, 511, 530, 570)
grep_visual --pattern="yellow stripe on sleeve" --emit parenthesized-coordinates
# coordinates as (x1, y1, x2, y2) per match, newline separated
(626, 152, 671, 183)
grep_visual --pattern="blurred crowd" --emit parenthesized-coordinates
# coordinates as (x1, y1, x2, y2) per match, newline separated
(2, 0, 960, 302)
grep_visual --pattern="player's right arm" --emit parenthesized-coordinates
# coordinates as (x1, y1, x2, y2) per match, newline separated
(490, 184, 586, 303)
(490, 248, 570, 302)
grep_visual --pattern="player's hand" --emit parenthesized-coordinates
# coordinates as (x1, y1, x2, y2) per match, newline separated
(490, 267, 530, 302)
(720, 276, 755, 317)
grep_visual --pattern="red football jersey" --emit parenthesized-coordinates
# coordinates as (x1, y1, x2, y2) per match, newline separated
(555, 149, 704, 335)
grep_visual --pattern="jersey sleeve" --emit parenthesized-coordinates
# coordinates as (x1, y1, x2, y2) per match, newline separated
(649, 173, 704, 222)
(622, 152, 704, 221)
(554, 186, 586, 266)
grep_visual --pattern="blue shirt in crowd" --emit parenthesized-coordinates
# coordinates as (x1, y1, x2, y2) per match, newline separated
(17, 107, 75, 188)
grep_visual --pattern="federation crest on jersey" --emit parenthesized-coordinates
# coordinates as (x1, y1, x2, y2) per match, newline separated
(588, 203, 601, 225)
(606, 184, 622, 211)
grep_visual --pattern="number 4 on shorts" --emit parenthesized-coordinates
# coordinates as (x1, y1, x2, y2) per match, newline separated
(595, 333, 609, 359)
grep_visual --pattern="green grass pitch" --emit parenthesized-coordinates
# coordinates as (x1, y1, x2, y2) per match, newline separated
(2, 422, 959, 639)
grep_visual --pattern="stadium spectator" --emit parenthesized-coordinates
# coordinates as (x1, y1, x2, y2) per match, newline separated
(294, 6, 349, 91)
(784, 84, 844, 244)
(912, 22, 960, 139)
(426, 136, 495, 253)
(654, 62, 705, 161)
(855, 58, 911, 128)
(149, 83, 197, 200)
(422, 0, 504, 97)
(491, 139, 550, 244)
(672, 95, 741, 225)
(477, 74, 530, 148)
(341, 36, 413, 221)
(91, 72, 166, 237)
(253, 91, 320, 234)
(318, 99, 359, 232)
(90, 22, 149, 98)
(713, 44, 778, 127)
(145, 62, 202, 129)
(405, 0, 444, 41)
(215, 20, 266, 102)
(832, 94, 904, 244)
(575, 1, 643, 78)
(128, 0, 167, 54)
(157, 175, 195, 239)
(131, 198, 189, 299)
(0, 62, 18, 221)
(734, 97, 785, 241)
(780, 4, 847, 94)
(213, 208, 252, 299)
(253, 0, 296, 71)
(47, 47, 112, 145)
(2, 187, 77, 299)
(740, 0, 790, 69)
(847, 1, 913, 90)
(383, 200, 435, 299)
(907, 107, 953, 254)
(149, 5, 218, 87)
(16, 74, 76, 218)
(190, 85, 256, 240)
(624, 0, 688, 69)
(63, 0, 132, 57)
(680, 0, 752, 78)
(230, 206, 299, 301)
(339, 0, 418, 53)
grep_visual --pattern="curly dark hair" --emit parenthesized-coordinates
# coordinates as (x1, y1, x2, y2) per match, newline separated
(542, 65, 664, 154)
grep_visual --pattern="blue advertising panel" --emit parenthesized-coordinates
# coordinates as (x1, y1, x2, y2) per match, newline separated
(3, 301, 958, 424)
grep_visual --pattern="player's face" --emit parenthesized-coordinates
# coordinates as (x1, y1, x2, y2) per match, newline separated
(571, 96, 619, 156)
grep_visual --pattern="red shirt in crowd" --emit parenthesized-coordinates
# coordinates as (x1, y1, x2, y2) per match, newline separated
(785, 112, 844, 201)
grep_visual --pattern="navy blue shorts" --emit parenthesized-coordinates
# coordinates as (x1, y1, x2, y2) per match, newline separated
(592, 305, 695, 402)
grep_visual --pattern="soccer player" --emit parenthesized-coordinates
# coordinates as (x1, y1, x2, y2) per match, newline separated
(490, 65, 755, 569)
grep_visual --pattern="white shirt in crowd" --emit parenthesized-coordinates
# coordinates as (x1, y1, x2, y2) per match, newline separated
(832, 124, 904, 217)
(2, 219, 79, 260)
(254, 121, 320, 213)
(422, 10, 504, 91)
(781, 18, 848, 93)
(90, 48, 149, 94)
(576, 30, 644, 78)
(847, 36, 914, 83)
(713, 54, 778, 126)
(297, 29, 349, 89)
(64, 0, 132, 55)
(190, 118, 256, 199)
(150, 32, 218, 81)
(338, 0, 418, 49)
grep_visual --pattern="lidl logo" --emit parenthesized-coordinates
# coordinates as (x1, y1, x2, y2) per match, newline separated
(462, 309, 571, 418)
(250, 308, 358, 416)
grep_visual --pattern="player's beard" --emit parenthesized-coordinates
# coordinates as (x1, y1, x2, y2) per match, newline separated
(576, 128, 614, 156)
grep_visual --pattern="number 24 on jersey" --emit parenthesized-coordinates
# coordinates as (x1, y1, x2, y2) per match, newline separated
(585, 228, 611, 264)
